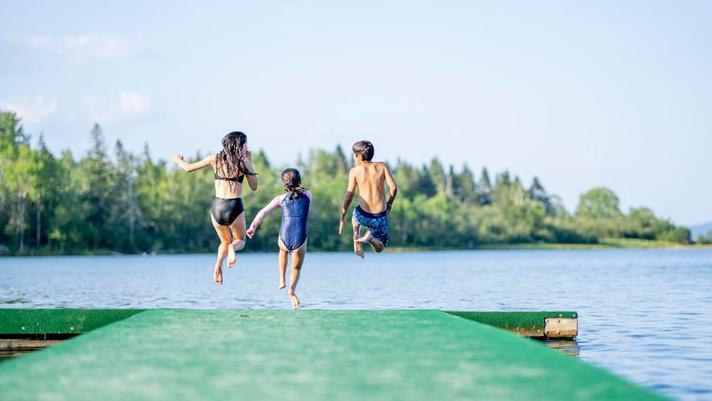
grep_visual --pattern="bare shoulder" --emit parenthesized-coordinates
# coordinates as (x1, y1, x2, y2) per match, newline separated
(374, 161, 390, 172)
(349, 165, 364, 176)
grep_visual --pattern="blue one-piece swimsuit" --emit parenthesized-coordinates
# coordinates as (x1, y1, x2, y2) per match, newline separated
(249, 191, 311, 251)
(278, 193, 310, 250)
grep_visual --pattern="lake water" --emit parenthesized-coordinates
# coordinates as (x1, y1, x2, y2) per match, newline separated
(1, 249, 711, 401)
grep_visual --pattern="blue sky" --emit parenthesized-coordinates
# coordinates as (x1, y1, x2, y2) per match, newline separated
(1, 1, 710, 225)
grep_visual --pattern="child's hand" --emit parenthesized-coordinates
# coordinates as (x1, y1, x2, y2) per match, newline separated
(338, 216, 345, 235)
(246, 228, 255, 238)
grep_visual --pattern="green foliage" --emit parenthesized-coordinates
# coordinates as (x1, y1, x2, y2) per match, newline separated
(0, 110, 693, 255)
(697, 230, 712, 244)
(576, 187, 622, 219)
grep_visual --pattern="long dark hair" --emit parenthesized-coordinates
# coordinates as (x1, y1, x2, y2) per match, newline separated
(216, 131, 256, 186)
(281, 168, 307, 199)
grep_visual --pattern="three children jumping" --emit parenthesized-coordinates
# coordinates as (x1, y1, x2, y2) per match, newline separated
(173, 135, 397, 308)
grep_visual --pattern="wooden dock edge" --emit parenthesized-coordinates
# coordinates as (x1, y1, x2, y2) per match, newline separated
(0, 309, 579, 339)
(0, 309, 145, 336)
(446, 311, 579, 339)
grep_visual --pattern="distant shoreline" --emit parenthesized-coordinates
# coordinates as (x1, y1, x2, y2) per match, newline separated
(389, 238, 712, 252)
(2, 238, 712, 257)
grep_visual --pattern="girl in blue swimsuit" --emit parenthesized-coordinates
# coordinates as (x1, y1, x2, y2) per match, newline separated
(247, 168, 310, 309)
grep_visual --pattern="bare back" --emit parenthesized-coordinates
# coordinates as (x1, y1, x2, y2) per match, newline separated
(173, 149, 257, 201)
(213, 160, 245, 199)
(351, 162, 389, 213)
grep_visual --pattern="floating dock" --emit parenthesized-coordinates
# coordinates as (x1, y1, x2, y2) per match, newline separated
(0, 309, 666, 401)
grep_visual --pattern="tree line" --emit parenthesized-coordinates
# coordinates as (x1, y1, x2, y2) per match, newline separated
(0, 111, 692, 255)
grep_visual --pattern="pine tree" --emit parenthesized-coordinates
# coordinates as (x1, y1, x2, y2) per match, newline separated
(476, 167, 492, 205)
(110, 140, 142, 251)
(429, 158, 446, 194)
(528, 177, 552, 215)
(416, 164, 437, 197)
(82, 124, 115, 249)
(445, 165, 455, 198)
(456, 164, 477, 204)
(334, 144, 349, 174)
(393, 159, 418, 198)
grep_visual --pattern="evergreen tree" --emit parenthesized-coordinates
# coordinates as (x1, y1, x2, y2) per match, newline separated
(416, 164, 437, 197)
(393, 159, 419, 198)
(476, 167, 492, 205)
(445, 165, 455, 198)
(492, 171, 514, 205)
(528, 177, 552, 215)
(429, 158, 446, 194)
(456, 164, 477, 204)
(109, 140, 142, 251)
(32, 134, 56, 253)
(81, 124, 115, 249)
(334, 144, 349, 174)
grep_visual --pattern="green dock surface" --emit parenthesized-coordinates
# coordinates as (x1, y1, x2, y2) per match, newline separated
(0, 309, 666, 401)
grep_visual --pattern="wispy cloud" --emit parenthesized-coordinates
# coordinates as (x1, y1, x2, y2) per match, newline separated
(24, 34, 143, 60)
(83, 91, 151, 123)
(0, 96, 58, 124)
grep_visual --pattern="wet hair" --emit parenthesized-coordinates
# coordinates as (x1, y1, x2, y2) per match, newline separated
(352, 140, 374, 161)
(281, 168, 307, 199)
(216, 131, 256, 188)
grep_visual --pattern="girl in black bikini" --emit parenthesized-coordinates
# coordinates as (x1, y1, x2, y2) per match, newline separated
(172, 131, 258, 285)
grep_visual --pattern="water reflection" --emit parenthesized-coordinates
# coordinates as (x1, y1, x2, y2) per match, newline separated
(542, 339, 580, 356)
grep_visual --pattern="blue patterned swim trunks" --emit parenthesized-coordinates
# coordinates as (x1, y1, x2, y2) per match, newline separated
(353, 205, 389, 246)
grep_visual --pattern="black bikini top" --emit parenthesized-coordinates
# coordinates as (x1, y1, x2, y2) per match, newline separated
(214, 172, 244, 183)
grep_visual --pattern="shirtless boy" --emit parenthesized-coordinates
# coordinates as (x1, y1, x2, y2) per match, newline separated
(338, 140, 398, 258)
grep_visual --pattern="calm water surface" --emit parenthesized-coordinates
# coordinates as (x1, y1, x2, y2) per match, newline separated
(1, 249, 711, 401)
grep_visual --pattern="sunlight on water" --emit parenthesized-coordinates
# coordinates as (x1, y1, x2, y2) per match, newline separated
(1, 249, 711, 401)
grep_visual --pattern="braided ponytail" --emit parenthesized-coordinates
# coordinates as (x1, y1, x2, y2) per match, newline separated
(281, 168, 306, 199)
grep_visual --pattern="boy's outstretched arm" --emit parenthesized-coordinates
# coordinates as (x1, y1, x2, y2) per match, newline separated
(384, 164, 398, 213)
(338, 169, 358, 235)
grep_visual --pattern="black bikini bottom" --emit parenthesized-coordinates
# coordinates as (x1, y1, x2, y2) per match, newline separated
(211, 197, 244, 226)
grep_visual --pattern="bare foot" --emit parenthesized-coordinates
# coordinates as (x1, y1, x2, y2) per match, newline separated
(353, 241, 364, 258)
(369, 237, 385, 252)
(227, 243, 236, 268)
(288, 289, 301, 309)
(355, 230, 372, 243)
(213, 267, 223, 286)
(278, 280, 286, 290)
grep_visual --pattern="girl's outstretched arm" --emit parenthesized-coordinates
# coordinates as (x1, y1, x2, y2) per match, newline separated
(246, 194, 285, 237)
(172, 153, 216, 172)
